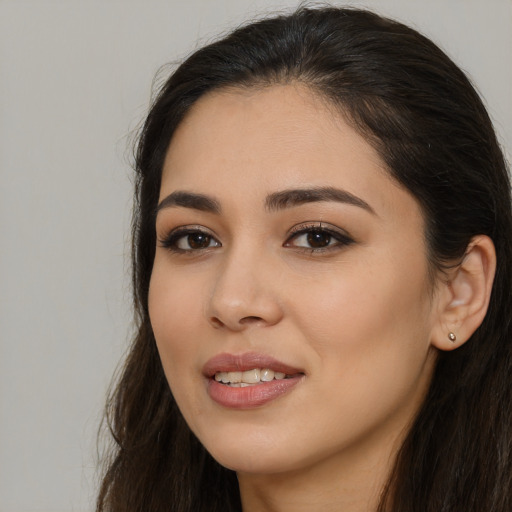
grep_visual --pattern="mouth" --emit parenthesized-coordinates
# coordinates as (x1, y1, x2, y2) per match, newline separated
(214, 368, 302, 387)
(203, 352, 305, 409)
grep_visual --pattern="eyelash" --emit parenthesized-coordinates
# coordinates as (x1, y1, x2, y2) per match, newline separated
(158, 226, 220, 254)
(158, 223, 354, 254)
(284, 223, 355, 253)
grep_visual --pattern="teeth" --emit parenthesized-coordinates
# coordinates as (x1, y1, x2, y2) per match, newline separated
(214, 368, 289, 386)
(228, 371, 242, 383)
(260, 369, 274, 381)
(242, 369, 260, 383)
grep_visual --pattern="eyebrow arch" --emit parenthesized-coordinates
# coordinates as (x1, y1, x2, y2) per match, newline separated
(265, 186, 375, 214)
(155, 186, 375, 217)
(156, 191, 221, 215)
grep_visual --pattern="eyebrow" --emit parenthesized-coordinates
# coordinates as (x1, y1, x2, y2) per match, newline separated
(155, 186, 375, 216)
(265, 186, 375, 214)
(156, 191, 221, 215)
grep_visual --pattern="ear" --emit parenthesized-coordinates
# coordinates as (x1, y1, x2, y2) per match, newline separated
(431, 235, 496, 351)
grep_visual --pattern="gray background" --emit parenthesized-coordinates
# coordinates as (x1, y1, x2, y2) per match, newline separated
(1, 0, 510, 510)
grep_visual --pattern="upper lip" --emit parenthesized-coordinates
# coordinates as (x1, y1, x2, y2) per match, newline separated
(202, 352, 304, 378)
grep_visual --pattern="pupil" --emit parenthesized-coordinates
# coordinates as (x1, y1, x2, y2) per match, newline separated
(307, 230, 331, 248)
(188, 233, 210, 249)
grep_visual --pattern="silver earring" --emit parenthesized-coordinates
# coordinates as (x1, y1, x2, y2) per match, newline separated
(448, 332, 456, 342)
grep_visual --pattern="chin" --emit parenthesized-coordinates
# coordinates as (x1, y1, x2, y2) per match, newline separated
(202, 431, 332, 477)
(199, 433, 301, 475)
(212, 450, 298, 475)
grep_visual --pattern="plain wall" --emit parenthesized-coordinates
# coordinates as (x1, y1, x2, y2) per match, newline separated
(1, 1, 510, 510)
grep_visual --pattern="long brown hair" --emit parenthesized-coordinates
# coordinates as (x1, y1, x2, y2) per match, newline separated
(98, 7, 512, 511)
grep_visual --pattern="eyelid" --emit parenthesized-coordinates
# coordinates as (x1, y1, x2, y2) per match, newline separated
(158, 222, 354, 254)
(284, 222, 355, 250)
(158, 225, 221, 253)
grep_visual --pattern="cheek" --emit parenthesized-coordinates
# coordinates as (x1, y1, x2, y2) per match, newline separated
(290, 252, 433, 377)
(283, 261, 435, 447)
(148, 262, 206, 401)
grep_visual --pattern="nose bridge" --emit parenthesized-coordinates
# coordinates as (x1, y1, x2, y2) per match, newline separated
(207, 240, 282, 330)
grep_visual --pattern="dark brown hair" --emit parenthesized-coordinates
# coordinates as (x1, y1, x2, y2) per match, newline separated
(98, 6, 512, 511)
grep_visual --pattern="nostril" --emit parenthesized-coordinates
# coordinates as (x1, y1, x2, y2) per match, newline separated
(209, 315, 264, 329)
(239, 316, 264, 324)
(210, 317, 224, 328)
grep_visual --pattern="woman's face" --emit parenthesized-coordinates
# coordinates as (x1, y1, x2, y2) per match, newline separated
(149, 85, 440, 476)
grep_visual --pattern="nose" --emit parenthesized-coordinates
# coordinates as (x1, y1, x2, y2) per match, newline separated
(207, 248, 284, 331)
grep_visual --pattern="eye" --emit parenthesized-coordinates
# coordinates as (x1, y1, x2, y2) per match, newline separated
(295, 230, 334, 249)
(159, 227, 221, 253)
(284, 224, 354, 252)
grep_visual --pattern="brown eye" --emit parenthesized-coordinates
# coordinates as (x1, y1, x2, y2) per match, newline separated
(186, 232, 212, 249)
(285, 225, 354, 252)
(306, 230, 332, 248)
(160, 227, 221, 252)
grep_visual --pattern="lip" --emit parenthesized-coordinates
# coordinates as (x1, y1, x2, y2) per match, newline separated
(203, 352, 303, 377)
(203, 352, 305, 409)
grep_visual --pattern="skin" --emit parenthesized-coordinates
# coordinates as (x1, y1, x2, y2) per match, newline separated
(149, 84, 447, 512)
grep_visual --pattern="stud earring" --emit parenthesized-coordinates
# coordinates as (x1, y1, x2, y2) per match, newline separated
(448, 332, 456, 343)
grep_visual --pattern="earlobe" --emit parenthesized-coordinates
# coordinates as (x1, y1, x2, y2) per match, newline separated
(431, 235, 496, 351)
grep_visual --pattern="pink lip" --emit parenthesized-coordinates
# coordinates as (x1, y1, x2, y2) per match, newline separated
(203, 352, 305, 409)
(203, 352, 303, 376)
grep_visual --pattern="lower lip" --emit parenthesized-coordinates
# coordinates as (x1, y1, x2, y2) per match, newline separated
(207, 377, 302, 409)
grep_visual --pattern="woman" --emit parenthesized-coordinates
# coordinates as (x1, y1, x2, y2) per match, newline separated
(98, 6, 512, 511)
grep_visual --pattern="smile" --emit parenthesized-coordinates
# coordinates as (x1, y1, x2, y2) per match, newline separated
(204, 353, 305, 408)
(214, 368, 288, 386)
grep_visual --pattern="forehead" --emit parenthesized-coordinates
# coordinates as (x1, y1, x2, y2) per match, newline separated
(165, 84, 377, 161)
(161, 84, 417, 222)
